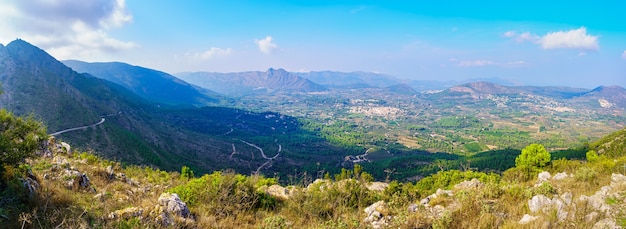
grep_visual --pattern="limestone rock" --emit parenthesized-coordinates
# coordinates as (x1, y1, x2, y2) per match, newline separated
(537, 171, 551, 183)
(528, 194, 569, 221)
(552, 172, 569, 181)
(363, 201, 389, 229)
(408, 203, 418, 213)
(585, 212, 599, 222)
(593, 218, 620, 229)
(454, 178, 484, 190)
(60, 142, 71, 154)
(611, 173, 626, 186)
(158, 193, 191, 218)
(528, 195, 552, 213)
(106, 165, 115, 180)
(265, 184, 290, 201)
(518, 214, 538, 224)
(109, 207, 143, 220)
(436, 188, 453, 197)
(366, 182, 389, 192)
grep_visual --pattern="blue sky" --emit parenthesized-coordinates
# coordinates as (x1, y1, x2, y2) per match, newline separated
(1, 0, 625, 88)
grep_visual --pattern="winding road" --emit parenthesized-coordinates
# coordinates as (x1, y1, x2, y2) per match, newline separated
(49, 112, 120, 136)
(50, 118, 105, 136)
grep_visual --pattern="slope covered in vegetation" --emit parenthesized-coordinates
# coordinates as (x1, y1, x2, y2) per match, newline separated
(2, 105, 626, 228)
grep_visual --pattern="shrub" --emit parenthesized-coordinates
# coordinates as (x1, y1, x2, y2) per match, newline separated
(0, 109, 47, 173)
(515, 144, 551, 180)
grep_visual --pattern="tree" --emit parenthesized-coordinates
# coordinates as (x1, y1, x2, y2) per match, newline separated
(0, 109, 47, 171)
(515, 143, 550, 179)
(181, 166, 194, 180)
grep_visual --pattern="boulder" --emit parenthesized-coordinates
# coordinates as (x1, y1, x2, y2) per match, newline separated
(158, 193, 191, 218)
(60, 142, 71, 154)
(560, 192, 573, 205)
(537, 171, 551, 183)
(528, 195, 552, 213)
(518, 214, 538, 224)
(454, 178, 484, 190)
(593, 218, 619, 229)
(408, 203, 418, 213)
(585, 212, 599, 222)
(366, 182, 389, 192)
(436, 188, 453, 197)
(611, 173, 626, 186)
(363, 201, 389, 229)
(552, 172, 569, 181)
(109, 207, 143, 220)
(265, 184, 290, 201)
(20, 177, 39, 197)
(528, 194, 569, 221)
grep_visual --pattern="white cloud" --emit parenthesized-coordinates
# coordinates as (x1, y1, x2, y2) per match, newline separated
(185, 47, 233, 60)
(459, 60, 495, 67)
(503, 31, 516, 38)
(622, 50, 626, 60)
(504, 27, 599, 51)
(255, 36, 278, 54)
(457, 59, 525, 67)
(539, 27, 598, 50)
(0, 0, 135, 60)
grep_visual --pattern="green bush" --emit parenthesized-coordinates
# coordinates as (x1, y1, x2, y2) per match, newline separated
(515, 144, 551, 180)
(0, 109, 47, 173)
(414, 170, 500, 197)
(169, 171, 278, 216)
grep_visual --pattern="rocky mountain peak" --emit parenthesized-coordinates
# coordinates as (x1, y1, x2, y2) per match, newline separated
(5, 39, 73, 75)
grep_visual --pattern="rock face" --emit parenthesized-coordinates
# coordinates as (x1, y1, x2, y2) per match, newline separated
(363, 201, 390, 229)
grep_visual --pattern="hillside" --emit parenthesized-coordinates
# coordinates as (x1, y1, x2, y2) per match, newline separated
(62, 60, 219, 106)
(177, 68, 327, 96)
(0, 39, 348, 178)
(2, 121, 626, 228)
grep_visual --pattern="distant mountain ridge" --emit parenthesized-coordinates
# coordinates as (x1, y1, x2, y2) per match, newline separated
(63, 60, 219, 106)
(436, 81, 626, 108)
(177, 68, 326, 96)
(296, 71, 402, 88)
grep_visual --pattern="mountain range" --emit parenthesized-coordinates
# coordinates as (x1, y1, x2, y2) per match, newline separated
(62, 60, 218, 106)
(0, 39, 343, 176)
(176, 68, 327, 96)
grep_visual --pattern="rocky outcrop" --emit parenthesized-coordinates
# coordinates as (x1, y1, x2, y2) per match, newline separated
(453, 178, 484, 190)
(527, 193, 569, 221)
(64, 169, 92, 191)
(157, 193, 191, 218)
(265, 184, 291, 201)
(520, 173, 626, 225)
(150, 192, 194, 226)
(366, 182, 389, 192)
(109, 207, 143, 220)
(579, 173, 626, 215)
(363, 201, 390, 229)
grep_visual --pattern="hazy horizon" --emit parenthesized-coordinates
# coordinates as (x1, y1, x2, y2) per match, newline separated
(1, 1, 625, 88)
